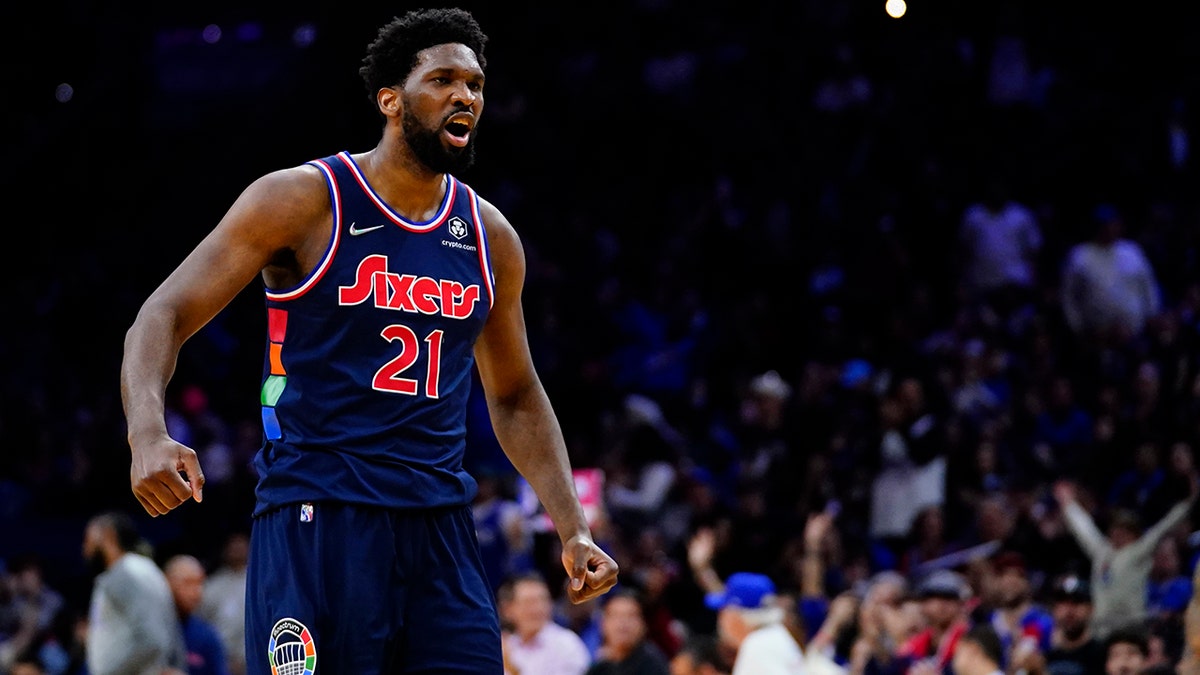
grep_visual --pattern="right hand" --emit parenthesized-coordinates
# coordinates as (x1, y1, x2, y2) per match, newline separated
(804, 511, 834, 552)
(687, 527, 716, 571)
(130, 435, 204, 516)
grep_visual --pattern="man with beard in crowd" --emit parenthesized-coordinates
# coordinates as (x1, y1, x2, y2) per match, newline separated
(1042, 575, 1106, 675)
(81, 511, 186, 675)
(979, 551, 1053, 673)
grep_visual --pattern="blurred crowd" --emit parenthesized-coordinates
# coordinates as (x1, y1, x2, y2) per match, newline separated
(7, 0, 1200, 673)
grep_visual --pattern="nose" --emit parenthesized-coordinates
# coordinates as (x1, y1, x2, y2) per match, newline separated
(450, 82, 478, 108)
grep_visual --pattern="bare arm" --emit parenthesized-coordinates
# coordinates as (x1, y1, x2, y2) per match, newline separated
(1053, 481, 1110, 560)
(686, 526, 724, 595)
(801, 511, 834, 598)
(1131, 496, 1195, 560)
(121, 166, 328, 516)
(473, 198, 618, 603)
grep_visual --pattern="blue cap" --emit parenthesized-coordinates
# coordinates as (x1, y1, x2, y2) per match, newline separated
(705, 572, 776, 610)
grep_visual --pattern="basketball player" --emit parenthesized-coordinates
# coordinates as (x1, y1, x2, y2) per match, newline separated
(119, 7, 619, 673)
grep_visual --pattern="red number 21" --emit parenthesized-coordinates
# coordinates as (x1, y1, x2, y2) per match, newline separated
(372, 325, 444, 398)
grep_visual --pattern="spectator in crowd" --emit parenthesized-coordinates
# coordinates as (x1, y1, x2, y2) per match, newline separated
(1053, 479, 1195, 638)
(949, 623, 1005, 675)
(500, 571, 592, 675)
(704, 572, 806, 675)
(1103, 624, 1150, 675)
(898, 507, 957, 578)
(869, 376, 950, 555)
(1146, 536, 1193, 623)
(1178, 558, 1200, 675)
(0, 554, 67, 674)
(1060, 203, 1163, 349)
(555, 591, 605, 661)
(976, 550, 1053, 673)
(585, 588, 671, 675)
(956, 175, 1042, 321)
(1029, 374, 1094, 483)
(197, 532, 247, 675)
(1106, 441, 1170, 522)
(164, 555, 229, 675)
(81, 511, 186, 675)
(1042, 574, 1106, 675)
(847, 571, 924, 674)
(669, 634, 731, 675)
(473, 470, 536, 595)
(868, 569, 972, 675)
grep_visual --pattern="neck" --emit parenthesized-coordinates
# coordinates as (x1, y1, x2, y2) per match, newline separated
(517, 624, 542, 643)
(608, 642, 637, 661)
(362, 143, 448, 218)
(105, 548, 127, 569)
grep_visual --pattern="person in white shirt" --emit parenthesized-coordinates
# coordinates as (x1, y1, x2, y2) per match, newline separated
(1053, 479, 1195, 639)
(500, 571, 592, 675)
(705, 572, 846, 675)
(958, 177, 1042, 309)
(950, 623, 1005, 675)
(81, 511, 187, 675)
(1060, 204, 1162, 347)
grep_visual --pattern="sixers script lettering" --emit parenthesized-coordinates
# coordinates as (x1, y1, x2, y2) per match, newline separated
(338, 254, 481, 318)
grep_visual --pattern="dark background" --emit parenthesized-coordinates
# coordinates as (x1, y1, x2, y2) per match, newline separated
(5, 0, 1200, 641)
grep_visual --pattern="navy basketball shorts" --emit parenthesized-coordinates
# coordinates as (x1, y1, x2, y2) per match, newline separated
(245, 502, 504, 674)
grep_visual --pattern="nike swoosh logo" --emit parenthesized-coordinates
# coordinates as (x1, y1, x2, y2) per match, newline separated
(348, 222, 386, 236)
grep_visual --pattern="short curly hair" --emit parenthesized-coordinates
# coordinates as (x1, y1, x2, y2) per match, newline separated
(358, 7, 488, 104)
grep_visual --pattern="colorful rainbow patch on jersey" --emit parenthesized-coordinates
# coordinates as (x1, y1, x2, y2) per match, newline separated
(268, 617, 316, 675)
(261, 308, 288, 440)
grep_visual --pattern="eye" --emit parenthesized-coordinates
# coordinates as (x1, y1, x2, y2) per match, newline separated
(468, 81, 483, 92)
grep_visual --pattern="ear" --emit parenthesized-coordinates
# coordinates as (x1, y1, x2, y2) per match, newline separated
(377, 86, 402, 118)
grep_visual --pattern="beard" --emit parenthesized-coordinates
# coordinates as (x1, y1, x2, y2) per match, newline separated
(999, 588, 1028, 610)
(1060, 621, 1087, 642)
(402, 104, 477, 175)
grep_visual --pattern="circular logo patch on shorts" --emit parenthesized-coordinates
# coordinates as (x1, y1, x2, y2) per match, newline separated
(269, 617, 316, 675)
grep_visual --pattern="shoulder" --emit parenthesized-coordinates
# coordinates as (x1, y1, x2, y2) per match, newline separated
(1006, 202, 1037, 220)
(1115, 239, 1151, 260)
(239, 164, 329, 218)
(1064, 244, 1092, 266)
(475, 196, 520, 250)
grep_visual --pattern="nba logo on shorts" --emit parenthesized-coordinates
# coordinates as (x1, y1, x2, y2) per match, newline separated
(300, 503, 314, 522)
(268, 617, 316, 675)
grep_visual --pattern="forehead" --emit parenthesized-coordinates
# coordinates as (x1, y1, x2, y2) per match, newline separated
(605, 596, 641, 614)
(412, 43, 483, 76)
(513, 579, 549, 598)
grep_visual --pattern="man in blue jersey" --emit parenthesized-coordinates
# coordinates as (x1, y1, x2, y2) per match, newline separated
(119, 7, 619, 673)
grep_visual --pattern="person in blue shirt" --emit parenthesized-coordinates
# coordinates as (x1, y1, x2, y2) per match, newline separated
(164, 555, 230, 675)
(980, 551, 1054, 673)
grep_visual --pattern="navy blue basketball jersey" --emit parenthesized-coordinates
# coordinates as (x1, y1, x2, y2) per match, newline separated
(251, 151, 495, 515)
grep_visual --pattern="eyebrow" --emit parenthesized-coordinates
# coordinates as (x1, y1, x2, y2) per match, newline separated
(427, 66, 484, 80)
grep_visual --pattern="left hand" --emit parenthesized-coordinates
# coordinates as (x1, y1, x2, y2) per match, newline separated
(561, 534, 619, 604)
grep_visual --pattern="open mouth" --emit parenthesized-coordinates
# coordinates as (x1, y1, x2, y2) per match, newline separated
(444, 116, 473, 147)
